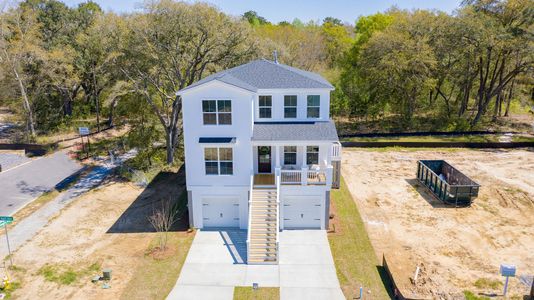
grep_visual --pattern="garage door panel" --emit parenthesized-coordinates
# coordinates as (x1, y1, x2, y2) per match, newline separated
(283, 196, 322, 229)
(202, 197, 239, 228)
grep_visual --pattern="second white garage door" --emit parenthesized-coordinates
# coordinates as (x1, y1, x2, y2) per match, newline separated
(283, 196, 322, 229)
(202, 197, 240, 228)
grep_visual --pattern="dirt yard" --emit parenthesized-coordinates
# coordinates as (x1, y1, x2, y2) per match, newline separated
(342, 148, 534, 299)
(6, 170, 191, 299)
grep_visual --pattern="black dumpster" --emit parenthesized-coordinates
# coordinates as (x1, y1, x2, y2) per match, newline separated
(416, 160, 480, 206)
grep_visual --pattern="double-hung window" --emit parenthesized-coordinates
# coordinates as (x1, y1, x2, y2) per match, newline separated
(306, 146, 319, 165)
(202, 100, 232, 125)
(204, 147, 233, 175)
(284, 95, 297, 118)
(283, 146, 297, 165)
(307, 95, 320, 118)
(259, 96, 272, 119)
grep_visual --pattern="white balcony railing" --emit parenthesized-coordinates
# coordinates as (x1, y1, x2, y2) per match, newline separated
(331, 142, 342, 161)
(280, 167, 333, 186)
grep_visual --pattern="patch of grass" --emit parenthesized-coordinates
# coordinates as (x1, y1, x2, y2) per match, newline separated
(474, 278, 502, 290)
(464, 290, 491, 300)
(328, 177, 391, 299)
(233, 287, 279, 300)
(119, 189, 193, 300)
(119, 231, 195, 300)
(1, 281, 21, 299)
(37, 261, 102, 285)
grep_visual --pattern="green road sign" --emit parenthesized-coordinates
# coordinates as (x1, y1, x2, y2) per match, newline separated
(0, 216, 13, 222)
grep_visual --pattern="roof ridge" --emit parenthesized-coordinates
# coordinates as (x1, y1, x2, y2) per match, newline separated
(259, 59, 332, 88)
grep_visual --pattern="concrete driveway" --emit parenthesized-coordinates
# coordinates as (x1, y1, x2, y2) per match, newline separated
(0, 151, 82, 215)
(167, 229, 344, 300)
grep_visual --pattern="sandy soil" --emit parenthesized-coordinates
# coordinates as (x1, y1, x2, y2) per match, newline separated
(6, 168, 186, 300)
(342, 148, 534, 299)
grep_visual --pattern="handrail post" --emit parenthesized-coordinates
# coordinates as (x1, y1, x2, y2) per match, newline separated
(301, 166, 308, 185)
(275, 168, 281, 256)
(247, 172, 254, 263)
(326, 165, 333, 186)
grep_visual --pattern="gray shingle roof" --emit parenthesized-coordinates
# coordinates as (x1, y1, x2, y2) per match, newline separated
(252, 121, 339, 142)
(179, 59, 334, 93)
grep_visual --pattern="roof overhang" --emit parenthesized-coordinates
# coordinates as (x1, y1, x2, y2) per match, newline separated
(198, 137, 236, 144)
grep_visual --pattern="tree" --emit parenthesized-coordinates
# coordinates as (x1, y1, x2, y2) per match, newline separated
(148, 198, 178, 251)
(119, 0, 256, 164)
(0, 4, 45, 138)
(243, 10, 269, 26)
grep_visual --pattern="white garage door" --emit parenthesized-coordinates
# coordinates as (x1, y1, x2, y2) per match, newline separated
(202, 197, 240, 228)
(283, 196, 322, 229)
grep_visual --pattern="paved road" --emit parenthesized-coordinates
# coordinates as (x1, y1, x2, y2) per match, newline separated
(0, 150, 137, 259)
(0, 151, 82, 216)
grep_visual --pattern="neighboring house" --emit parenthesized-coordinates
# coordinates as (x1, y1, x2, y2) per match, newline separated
(178, 58, 341, 264)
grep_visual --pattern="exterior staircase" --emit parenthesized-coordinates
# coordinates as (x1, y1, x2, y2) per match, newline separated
(247, 188, 279, 264)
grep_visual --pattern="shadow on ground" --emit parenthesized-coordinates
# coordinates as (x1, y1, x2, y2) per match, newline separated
(107, 165, 189, 233)
(201, 228, 247, 264)
(405, 178, 453, 209)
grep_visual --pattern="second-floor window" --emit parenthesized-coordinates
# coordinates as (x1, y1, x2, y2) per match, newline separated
(259, 96, 272, 118)
(284, 95, 297, 118)
(202, 100, 231, 125)
(204, 147, 233, 175)
(306, 146, 319, 165)
(283, 146, 297, 165)
(307, 95, 320, 118)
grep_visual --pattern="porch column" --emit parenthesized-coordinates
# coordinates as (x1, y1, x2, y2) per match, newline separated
(275, 145, 280, 168)
(301, 145, 308, 185)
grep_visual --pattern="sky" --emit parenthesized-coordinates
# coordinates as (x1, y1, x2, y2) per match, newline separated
(62, 0, 462, 23)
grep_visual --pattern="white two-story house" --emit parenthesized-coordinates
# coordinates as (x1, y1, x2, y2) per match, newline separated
(178, 59, 341, 264)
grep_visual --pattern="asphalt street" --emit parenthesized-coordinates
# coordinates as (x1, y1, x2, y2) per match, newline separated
(0, 151, 82, 216)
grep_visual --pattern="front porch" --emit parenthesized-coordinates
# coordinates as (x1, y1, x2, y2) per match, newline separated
(252, 142, 341, 188)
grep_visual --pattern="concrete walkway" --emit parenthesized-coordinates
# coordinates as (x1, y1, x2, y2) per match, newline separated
(167, 229, 343, 300)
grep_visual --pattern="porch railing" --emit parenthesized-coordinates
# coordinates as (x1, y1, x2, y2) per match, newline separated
(331, 142, 342, 161)
(280, 167, 332, 186)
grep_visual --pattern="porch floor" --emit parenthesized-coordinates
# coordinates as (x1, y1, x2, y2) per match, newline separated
(254, 174, 275, 186)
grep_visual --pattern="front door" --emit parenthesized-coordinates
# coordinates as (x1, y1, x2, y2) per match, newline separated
(258, 146, 271, 173)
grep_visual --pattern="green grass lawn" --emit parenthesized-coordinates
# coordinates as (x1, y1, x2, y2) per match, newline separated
(343, 134, 534, 143)
(233, 287, 279, 300)
(119, 231, 195, 300)
(328, 177, 392, 299)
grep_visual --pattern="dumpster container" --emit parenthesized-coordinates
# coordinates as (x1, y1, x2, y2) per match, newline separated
(416, 160, 480, 206)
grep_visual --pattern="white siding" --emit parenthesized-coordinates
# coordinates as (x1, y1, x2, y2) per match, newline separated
(182, 81, 254, 188)
(253, 89, 331, 122)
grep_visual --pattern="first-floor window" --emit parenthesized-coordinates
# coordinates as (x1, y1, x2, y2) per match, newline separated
(306, 146, 319, 165)
(204, 147, 233, 175)
(283, 146, 297, 165)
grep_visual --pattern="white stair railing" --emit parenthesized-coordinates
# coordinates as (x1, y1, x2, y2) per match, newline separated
(246, 172, 254, 263)
(275, 168, 281, 258)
